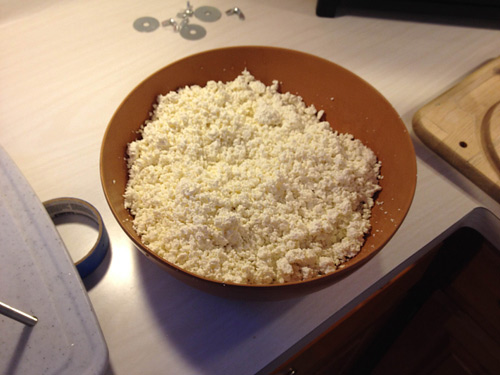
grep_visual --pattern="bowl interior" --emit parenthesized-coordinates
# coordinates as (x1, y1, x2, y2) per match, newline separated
(100, 46, 417, 296)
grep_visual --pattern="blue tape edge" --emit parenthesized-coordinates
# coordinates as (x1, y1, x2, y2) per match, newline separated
(43, 198, 109, 279)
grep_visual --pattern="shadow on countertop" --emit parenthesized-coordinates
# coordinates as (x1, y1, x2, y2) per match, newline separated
(134, 249, 305, 375)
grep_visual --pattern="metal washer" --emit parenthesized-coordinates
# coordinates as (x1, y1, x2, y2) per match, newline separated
(133, 17, 160, 32)
(194, 6, 222, 22)
(180, 24, 207, 40)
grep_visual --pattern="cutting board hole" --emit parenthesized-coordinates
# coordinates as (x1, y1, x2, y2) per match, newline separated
(459, 141, 468, 148)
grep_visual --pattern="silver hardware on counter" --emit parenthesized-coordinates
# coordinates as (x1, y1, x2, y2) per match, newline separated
(226, 7, 245, 20)
(134, 3, 243, 39)
(180, 23, 207, 40)
(161, 1, 207, 39)
(194, 6, 222, 22)
(162, 16, 189, 32)
(133, 16, 160, 32)
(162, 13, 205, 40)
(162, 18, 178, 29)
(177, 1, 194, 18)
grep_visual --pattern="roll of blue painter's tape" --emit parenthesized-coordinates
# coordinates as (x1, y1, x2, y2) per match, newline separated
(43, 198, 109, 279)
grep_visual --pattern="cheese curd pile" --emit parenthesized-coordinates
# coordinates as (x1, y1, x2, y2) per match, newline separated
(124, 70, 381, 284)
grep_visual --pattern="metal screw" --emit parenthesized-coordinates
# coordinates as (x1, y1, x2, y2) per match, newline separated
(162, 17, 180, 32)
(162, 18, 177, 27)
(178, 17, 189, 31)
(165, 1, 195, 33)
(226, 7, 245, 20)
(178, 1, 194, 18)
(162, 16, 190, 32)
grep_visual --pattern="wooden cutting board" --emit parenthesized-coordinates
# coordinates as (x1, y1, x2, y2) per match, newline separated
(413, 56, 500, 202)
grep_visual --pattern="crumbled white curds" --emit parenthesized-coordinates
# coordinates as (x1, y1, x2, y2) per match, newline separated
(124, 70, 381, 284)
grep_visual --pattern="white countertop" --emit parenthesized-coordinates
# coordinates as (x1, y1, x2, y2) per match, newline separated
(2, 1, 500, 374)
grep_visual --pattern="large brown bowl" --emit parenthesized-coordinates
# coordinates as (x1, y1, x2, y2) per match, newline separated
(100, 46, 417, 299)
